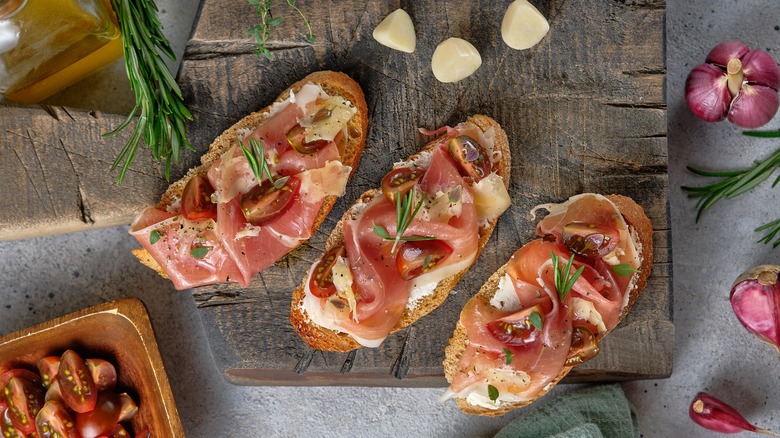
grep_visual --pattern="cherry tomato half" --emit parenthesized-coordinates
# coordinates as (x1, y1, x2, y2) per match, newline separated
(285, 124, 330, 155)
(75, 392, 121, 438)
(381, 167, 425, 203)
(447, 135, 492, 181)
(85, 359, 117, 393)
(2, 408, 24, 438)
(37, 357, 60, 388)
(395, 240, 453, 281)
(486, 305, 544, 347)
(57, 350, 97, 414)
(117, 393, 138, 423)
(241, 177, 301, 226)
(561, 222, 620, 259)
(565, 326, 600, 366)
(181, 175, 218, 221)
(309, 246, 347, 298)
(45, 381, 63, 403)
(1, 369, 42, 387)
(4, 376, 45, 434)
(107, 423, 129, 438)
(35, 400, 79, 438)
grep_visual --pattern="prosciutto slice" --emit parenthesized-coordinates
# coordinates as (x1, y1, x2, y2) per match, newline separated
(130, 83, 353, 290)
(445, 194, 641, 406)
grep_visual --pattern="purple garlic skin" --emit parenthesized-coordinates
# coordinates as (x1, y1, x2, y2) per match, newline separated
(731, 265, 780, 353)
(685, 41, 780, 128)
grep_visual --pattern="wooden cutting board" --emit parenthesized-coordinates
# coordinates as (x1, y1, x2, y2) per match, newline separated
(0, 0, 671, 386)
(179, 0, 671, 385)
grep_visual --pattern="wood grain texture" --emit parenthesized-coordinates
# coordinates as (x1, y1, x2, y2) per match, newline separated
(0, 104, 168, 240)
(179, 0, 671, 386)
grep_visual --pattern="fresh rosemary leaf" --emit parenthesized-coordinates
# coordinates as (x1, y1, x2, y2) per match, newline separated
(107, 0, 193, 184)
(744, 130, 780, 138)
(240, 138, 277, 185)
(372, 190, 434, 252)
(550, 250, 584, 302)
(756, 218, 780, 248)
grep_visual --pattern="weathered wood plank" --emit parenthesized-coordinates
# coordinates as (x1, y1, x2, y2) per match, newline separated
(0, 105, 167, 240)
(179, 0, 671, 386)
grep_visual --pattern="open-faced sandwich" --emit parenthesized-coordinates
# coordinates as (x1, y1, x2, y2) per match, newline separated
(442, 193, 653, 415)
(129, 71, 368, 290)
(290, 115, 511, 351)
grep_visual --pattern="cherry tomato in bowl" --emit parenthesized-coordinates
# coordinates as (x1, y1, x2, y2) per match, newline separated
(57, 350, 97, 414)
(35, 400, 79, 438)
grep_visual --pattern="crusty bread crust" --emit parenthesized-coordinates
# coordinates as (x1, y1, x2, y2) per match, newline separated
(133, 71, 368, 279)
(443, 194, 654, 416)
(290, 115, 511, 352)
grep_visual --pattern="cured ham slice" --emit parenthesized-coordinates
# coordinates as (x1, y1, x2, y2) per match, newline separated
(445, 194, 643, 407)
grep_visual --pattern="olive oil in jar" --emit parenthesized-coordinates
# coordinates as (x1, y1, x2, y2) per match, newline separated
(0, 0, 123, 103)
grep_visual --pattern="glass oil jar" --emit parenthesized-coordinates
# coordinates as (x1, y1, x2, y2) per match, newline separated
(0, 0, 123, 104)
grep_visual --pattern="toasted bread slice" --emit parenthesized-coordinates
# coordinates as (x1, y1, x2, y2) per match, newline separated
(290, 115, 511, 352)
(131, 71, 368, 280)
(443, 194, 653, 416)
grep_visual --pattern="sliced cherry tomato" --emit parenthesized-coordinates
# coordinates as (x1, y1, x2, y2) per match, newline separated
(117, 393, 138, 422)
(241, 176, 301, 226)
(35, 400, 79, 438)
(4, 376, 45, 434)
(75, 392, 121, 438)
(381, 167, 425, 203)
(1, 369, 42, 387)
(86, 359, 117, 392)
(285, 124, 330, 155)
(45, 381, 63, 403)
(57, 350, 97, 414)
(561, 222, 620, 259)
(107, 423, 129, 438)
(2, 408, 24, 438)
(565, 326, 600, 366)
(309, 246, 347, 298)
(447, 135, 492, 181)
(486, 305, 544, 347)
(37, 357, 60, 388)
(181, 175, 218, 221)
(395, 240, 453, 280)
(135, 428, 151, 438)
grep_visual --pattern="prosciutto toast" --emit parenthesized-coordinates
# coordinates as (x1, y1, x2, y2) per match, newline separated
(442, 194, 653, 416)
(129, 71, 368, 290)
(291, 115, 511, 351)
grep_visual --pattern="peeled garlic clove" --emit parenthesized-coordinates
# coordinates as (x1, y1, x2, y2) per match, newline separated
(728, 84, 780, 128)
(501, 0, 549, 50)
(431, 38, 482, 83)
(685, 63, 730, 122)
(690, 392, 779, 435)
(372, 8, 416, 53)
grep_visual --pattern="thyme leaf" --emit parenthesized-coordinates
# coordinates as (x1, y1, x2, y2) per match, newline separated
(247, 0, 315, 60)
(487, 384, 499, 402)
(612, 263, 639, 277)
(502, 348, 513, 365)
(529, 311, 543, 331)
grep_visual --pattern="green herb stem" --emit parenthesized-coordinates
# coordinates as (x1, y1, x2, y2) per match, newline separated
(550, 251, 584, 302)
(106, 0, 193, 184)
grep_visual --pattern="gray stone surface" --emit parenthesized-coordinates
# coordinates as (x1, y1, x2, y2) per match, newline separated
(3, 0, 780, 436)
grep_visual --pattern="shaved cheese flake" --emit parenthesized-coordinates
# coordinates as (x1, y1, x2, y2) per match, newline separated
(297, 160, 352, 202)
(332, 256, 358, 322)
(490, 274, 521, 311)
(302, 96, 357, 143)
(235, 223, 262, 240)
(471, 172, 510, 223)
(570, 297, 607, 335)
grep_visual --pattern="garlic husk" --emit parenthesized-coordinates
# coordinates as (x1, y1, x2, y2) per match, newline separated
(705, 40, 750, 67)
(730, 265, 780, 353)
(727, 84, 780, 128)
(685, 63, 730, 122)
(741, 49, 780, 90)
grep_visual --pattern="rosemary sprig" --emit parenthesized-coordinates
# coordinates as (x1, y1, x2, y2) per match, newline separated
(373, 190, 434, 254)
(681, 148, 780, 221)
(744, 130, 780, 138)
(106, 0, 193, 184)
(756, 218, 780, 247)
(550, 250, 584, 302)
(240, 138, 289, 189)
(247, 0, 315, 61)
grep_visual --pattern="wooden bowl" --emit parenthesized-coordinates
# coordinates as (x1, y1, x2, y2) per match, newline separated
(0, 297, 183, 437)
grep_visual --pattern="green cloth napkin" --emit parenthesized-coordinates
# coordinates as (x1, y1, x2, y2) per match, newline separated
(494, 384, 639, 438)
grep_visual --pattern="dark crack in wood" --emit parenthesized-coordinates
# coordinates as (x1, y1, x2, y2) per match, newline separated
(340, 350, 357, 374)
(391, 326, 416, 380)
(293, 348, 314, 374)
(77, 186, 94, 224)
